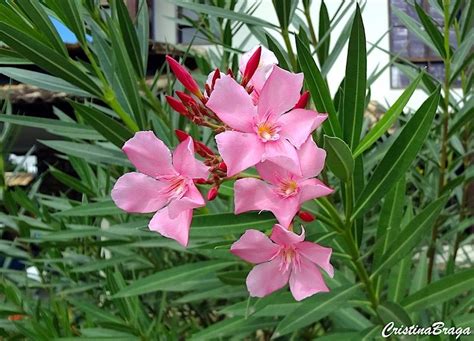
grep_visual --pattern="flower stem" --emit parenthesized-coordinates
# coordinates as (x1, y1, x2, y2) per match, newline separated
(282, 28, 297, 70)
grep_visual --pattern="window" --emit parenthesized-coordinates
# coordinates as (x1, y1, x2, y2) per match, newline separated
(389, 0, 459, 88)
(177, 6, 216, 45)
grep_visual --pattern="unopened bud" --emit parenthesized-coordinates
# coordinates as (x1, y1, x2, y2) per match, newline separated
(175, 129, 190, 142)
(176, 91, 196, 107)
(242, 46, 261, 87)
(207, 186, 219, 201)
(227, 68, 234, 78)
(166, 55, 204, 99)
(166, 96, 188, 116)
(298, 211, 315, 222)
(218, 162, 227, 172)
(211, 68, 221, 90)
(194, 178, 208, 184)
(294, 91, 310, 109)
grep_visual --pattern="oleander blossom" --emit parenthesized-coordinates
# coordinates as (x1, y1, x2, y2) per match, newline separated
(111, 131, 209, 247)
(234, 137, 333, 227)
(231, 224, 334, 301)
(206, 66, 327, 177)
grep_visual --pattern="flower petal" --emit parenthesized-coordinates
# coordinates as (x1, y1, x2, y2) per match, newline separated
(257, 67, 303, 121)
(215, 131, 264, 176)
(172, 137, 209, 179)
(263, 139, 301, 176)
(270, 196, 300, 228)
(149, 207, 193, 247)
(289, 257, 329, 301)
(255, 161, 292, 185)
(206, 75, 256, 132)
(270, 224, 305, 246)
(240, 46, 278, 94)
(123, 131, 176, 178)
(297, 137, 326, 178)
(167, 182, 205, 219)
(234, 178, 276, 215)
(296, 242, 334, 277)
(278, 109, 327, 148)
(246, 257, 290, 298)
(230, 229, 280, 263)
(298, 179, 334, 203)
(111, 172, 168, 213)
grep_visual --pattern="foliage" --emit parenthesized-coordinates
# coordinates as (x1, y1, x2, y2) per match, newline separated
(0, 0, 472, 339)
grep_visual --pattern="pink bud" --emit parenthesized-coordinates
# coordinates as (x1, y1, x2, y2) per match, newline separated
(242, 46, 261, 87)
(175, 129, 214, 157)
(176, 91, 196, 107)
(166, 96, 188, 116)
(166, 55, 204, 99)
(298, 211, 315, 222)
(218, 162, 227, 172)
(207, 186, 219, 201)
(294, 91, 310, 109)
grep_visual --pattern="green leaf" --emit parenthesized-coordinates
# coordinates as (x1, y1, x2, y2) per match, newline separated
(401, 268, 474, 312)
(0, 23, 101, 96)
(341, 5, 366, 150)
(354, 72, 423, 158)
(273, 284, 362, 337)
(72, 102, 133, 148)
(296, 35, 342, 137)
(272, 0, 295, 30)
(371, 194, 449, 276)
(53, 200, 121, 217)
(266, 33, 290, 70)
(415, 2, 450, 59)
(0, 114, 101, 140)
(191, 317, 275, 341)
(0, 67, 90, 97)
(40, 140, 131, 167)
(45, 0, 86, 45)
(377, 301, 412, 326)
(114, 261, 234, 297)
(352, 89, 440, 218)
(317, 1, 330, 65)
(49, 166, 95, 196)
(323, 135, 354, 181)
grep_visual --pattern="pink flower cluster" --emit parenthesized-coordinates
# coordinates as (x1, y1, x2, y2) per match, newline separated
(111, 46, 334, 301)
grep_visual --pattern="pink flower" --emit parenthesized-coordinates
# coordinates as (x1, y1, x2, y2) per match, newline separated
(239, 45, 278, 96)
(234, 137, 333, 227)
(111, 131, 209, 246)
(206, 66, 328, 176)
(231, 224, 334, 301)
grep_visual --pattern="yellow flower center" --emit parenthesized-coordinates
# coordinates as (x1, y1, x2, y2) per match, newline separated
(256, 122, 280, 142)
(278, 179, 299, 198)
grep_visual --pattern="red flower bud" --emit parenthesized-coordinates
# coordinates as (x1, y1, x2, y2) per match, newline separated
(218, 162, 227, 172)
(195, 141, 215, 157)
(211, 68, 221, 91)
(194, 178, 208, 184)
(166, 55, 204, 99)
(176, 91, 196, 106)
(207, 186, 219, 201)
(227, 68, 234, 78)
(175, 129, 190, 142)
(294, 91, 310, 109)
(242, 46, 261, 87)
(298, 211, 315, 222)
(8, 314, 26, 321)
(166, 96, 188, 116)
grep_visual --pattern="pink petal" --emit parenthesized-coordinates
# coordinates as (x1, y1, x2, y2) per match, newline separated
(111, 172, 168, 213)
(123, 131, 176, 178)
(289, 257, 329, 301)
(246, 257, 290, 298)
(298, 179, 334, 203)
(255, 161, 292, 185)
(167, 182, 205, 219)
(239, 45, 278, 76)
(257, 67, 303, 121)
(270, 196, 300, 228)
(230, 229, 280, 263)
(234, 178, 276, 215)
(278, 109, 327, 148)
(206, 75, 256, 132)
(296, 242, 334, 278)
(263, 139, 301, 176)
(297, 137, 326, 179)
(270, 224, 305, 246)
(215, 131, 264, 176)
(149, 207, 193, 247)
(172, 137, 209, 179)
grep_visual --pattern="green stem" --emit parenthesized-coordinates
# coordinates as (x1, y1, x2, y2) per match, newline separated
(139, 79, 170, 125)
(282, 28, 297, 70)
(427, 0, 451, 283)
(303, 3, 318, 47)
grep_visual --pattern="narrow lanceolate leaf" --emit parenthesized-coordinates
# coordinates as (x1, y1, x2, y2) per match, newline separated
(401, 268, 474, 312)
(45, 0, 86, 45)
(317, 1, 330, 66)
(113, 261, 234, 297)
(352, 89, 440, 219)
(266, 33, 290, 70)
(191, 317, 275, 341)
(72, 102, 133, 148)
(371, 194, 449, 276)
(273, 284, 362, 337)
(342, 5, 366, 150)
(296, 35, 342, 137)
(354, 73, 423, 158)
(323, 135, 354, 181)
(377, 301, 412, 326)
(54, 200, 121, 217)
(0, 23, 101, 96)
(414, 2, 451, 59)
(272, 0, 294, 30)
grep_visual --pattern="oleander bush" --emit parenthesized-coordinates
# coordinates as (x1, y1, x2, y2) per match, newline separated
(0, 0, 472, 339)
